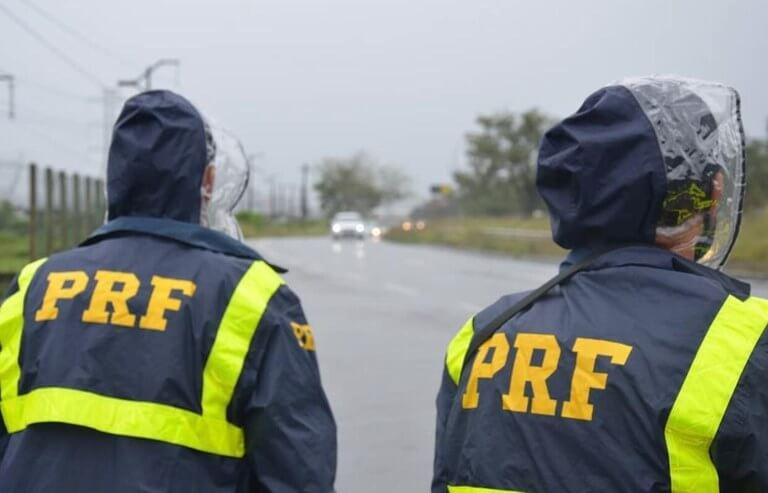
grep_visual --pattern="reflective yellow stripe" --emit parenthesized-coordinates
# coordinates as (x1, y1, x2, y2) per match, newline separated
(446, 317, 475, 385)
(1, 387, 244, 457)
(665, 295, 768, 493)
(202, 261, 284, 419)
(448, 486, 526, 493)
(0, 259, 284, 458)
(0, 258, 46, 401)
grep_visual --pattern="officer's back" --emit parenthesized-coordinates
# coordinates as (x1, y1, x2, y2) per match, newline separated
(0, 91, 336, 492)
(432, 77, 768, 492)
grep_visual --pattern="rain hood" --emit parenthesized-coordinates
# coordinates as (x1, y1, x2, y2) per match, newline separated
(107, 90, 208, 224)
(537, 76, 745, 269)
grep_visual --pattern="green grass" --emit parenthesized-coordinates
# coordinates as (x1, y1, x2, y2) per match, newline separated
(387, 212, 768, 277)
(386, 216, 565, 259)
(237, 212, 327, 238)
(726, 211, 768, 275)
(0, 233, 29, 294)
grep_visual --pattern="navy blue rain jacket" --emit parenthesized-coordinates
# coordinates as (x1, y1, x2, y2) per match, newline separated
(0, 91, 336, 493)
(432, 86, 768, 492)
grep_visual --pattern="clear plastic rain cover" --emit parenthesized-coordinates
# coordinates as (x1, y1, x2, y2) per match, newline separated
(621, 76, 746, 269)
(202, 124, 250, 241)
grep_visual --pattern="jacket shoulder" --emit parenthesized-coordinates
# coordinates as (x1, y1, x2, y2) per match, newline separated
(445, 291, 531, 385)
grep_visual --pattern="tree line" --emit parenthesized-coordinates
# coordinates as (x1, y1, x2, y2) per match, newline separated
(313, 152, 410, 217)
(302, 110, 768, 219)
(426, 110, 768, 218)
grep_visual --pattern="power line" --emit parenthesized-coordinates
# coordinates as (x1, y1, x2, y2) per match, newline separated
(18, 0, 138, 68)
(0, 3, 105, 87)
(9, 120, 98, 163)
(0, 66, 93, 102)
(14, 107, 94, 128)
(13, 77, 92, 101)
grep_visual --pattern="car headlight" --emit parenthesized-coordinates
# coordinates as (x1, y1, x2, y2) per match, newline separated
(332, 224, 341, 233)
(355, 224, 365, 233)
(371, 227, 382, 237)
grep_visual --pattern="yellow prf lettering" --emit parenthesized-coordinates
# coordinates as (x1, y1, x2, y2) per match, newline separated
(34, 271, 89, 321)
(138, 276, 196, 331)
(81, 270, 140, 327)
(502, 333, 560, 416)
(291, 322, 316, 351)
(462, 333, 509, 409)
(561, 337, 633, 421)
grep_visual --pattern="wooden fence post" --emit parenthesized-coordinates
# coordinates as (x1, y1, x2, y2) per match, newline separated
(94, 179, 104, 229)
(59, 171, 68, 248)
(28, 163, 37, 261)
(73, 174, 81, 242)
(45, 167, 54, 256)
(84, 177, 93, 236)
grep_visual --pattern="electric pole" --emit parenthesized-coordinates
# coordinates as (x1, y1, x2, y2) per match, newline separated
(246, 153, 266, 212)
(145, 59, 180, 90)
(0, 73, 14, 119)
(269, 177, 277, 219)
(300, 163, 310, 220)
(118, 58, 180, 91)
(101, 88, 117, 169)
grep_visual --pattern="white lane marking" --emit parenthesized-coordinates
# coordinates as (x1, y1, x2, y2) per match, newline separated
(383, 282, 418, 297)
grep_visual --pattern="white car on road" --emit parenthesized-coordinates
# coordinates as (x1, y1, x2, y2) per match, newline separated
(330, 211, 367, 240)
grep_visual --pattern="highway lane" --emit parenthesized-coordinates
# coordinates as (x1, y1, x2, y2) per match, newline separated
(247, 237, 768, 493)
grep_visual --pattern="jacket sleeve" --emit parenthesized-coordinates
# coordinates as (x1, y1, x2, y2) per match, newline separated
(0, 274, 19, 464)
(432, 364, 458, 493)
(237, 285, 337, 493)
(711, 328, 768, 492)
(432, 313, 481, 493)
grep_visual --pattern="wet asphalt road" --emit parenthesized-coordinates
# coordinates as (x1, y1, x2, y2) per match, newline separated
(247, 237, 768, 493)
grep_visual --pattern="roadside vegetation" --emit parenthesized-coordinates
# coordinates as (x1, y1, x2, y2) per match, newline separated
(237, 212, 327, 238)
(313, 151, 411, 217)
(0, 201, 29, 293)
(386, 210, 768, 277)
(727, 211, 768, 274)
(386, 216, 564, 259)
(0, 233, 27, 293)
(388, 108, 768, 278)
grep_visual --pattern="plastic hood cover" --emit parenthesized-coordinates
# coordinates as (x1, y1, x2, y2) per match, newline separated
(622, 76, 745, 269)
(537, 76, 744, 269)
(201, 125, 249, 241)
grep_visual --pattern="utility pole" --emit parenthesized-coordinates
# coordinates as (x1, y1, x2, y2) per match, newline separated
(269, 177, 277, 219)
(300, 163, 310, 220)
(0, 73, 14, 119)
(118, 58, 180, 91)
(101, 88, 117, 169)
(145, 59, 180, 90)
(246, 153, 265, 212)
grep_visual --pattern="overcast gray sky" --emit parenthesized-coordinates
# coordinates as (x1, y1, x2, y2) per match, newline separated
(1, 0, 767, 204)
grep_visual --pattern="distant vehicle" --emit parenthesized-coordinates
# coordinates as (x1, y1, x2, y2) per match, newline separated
(401, 219, 426, 232)
(330, 211, 366, 239)
(367, 221, 386, 239)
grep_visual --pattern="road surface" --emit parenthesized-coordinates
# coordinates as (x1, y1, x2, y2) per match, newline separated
(247, 237, 768, 493)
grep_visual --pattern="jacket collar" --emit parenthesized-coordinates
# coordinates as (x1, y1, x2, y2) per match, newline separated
(561, 244, 750, 300)
(82, 216, 287, 273)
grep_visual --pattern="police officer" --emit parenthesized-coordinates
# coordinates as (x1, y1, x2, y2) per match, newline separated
(0, 90, 337, 492)
(432, 76, 768, 492)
